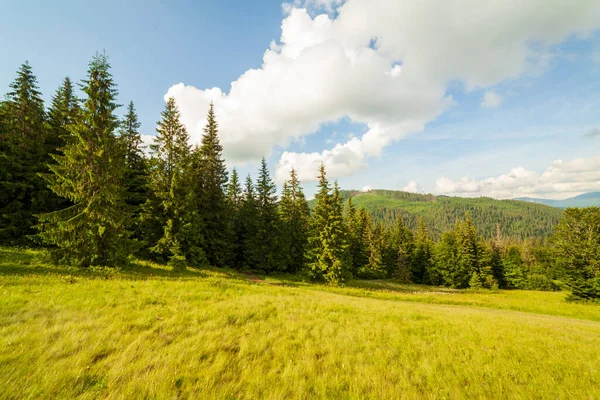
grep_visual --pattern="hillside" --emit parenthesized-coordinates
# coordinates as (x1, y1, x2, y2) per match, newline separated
(311, 190, 563, 239)
(516, 192, 600, 208)
(1, 248, 600, 399)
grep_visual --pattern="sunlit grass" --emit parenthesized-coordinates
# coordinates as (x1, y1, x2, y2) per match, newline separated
(1, 248, 599, 399)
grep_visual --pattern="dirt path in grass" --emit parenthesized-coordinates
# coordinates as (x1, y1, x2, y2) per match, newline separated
(241, 272, 267, 284)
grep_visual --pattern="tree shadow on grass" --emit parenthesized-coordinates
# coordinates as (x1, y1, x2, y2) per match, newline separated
(0, 248, 245, 282)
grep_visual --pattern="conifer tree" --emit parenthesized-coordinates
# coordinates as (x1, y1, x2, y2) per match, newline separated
(197, 103, 232, 267)
(47, 76, 80, 151)
(455, 212, 483, 288)
(386, 214, 414, 278)
(279, 168, 311, 273)
(239, 174, 259, 269)
(307, 165, 350, 283)
(0, 62, 49, 245)
(227, 168, 243, 269)
(119, 101, 148, 244)
(360, 221, 387, 279)
(348, 206, 371, 274)
(250, 158, 281, 272)
(143, 97, 190, 265)
(412, 217, 434, 284)
(36, 53, 133, 267)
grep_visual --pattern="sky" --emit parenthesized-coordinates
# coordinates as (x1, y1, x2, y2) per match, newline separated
(2, 0, 600, 199)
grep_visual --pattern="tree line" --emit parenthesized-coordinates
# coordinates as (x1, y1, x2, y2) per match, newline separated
(1, 53, 598, 300)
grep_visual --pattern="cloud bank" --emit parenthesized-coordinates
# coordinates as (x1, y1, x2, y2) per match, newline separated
(165, 0, 600, 182)
(434, 156, 600, 199)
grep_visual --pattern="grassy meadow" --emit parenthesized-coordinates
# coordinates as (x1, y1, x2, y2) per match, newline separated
(1, 248, 599, 399)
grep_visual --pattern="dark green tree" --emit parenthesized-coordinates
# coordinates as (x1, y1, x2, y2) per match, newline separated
(279, 168, 311, 273)
(306, 165, 350, 284)
(552, 207, 600, 300)
(0, 62, 49, 245)
(227, 168, 243, 269)
(142, 97, 190, 266)
(239, 174, 259, 269)
(36, 53, 133, 267)
(249, 158, 281, 272)
(197, 103, 232, 267)
(359, 221, 387, 279)
(47, 76, 80, 151)
(412, 217, 434, 284)
(119, 101, 149, 245)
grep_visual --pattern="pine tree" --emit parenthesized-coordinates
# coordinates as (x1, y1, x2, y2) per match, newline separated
(307, 165, 350, 284)
(250, 158, 281, 272)
(395, 246, 412, 283)
(0, 62, 49, 245)
(360, 221, 387, 279)
(279, 168, 311, 273)
(119, 101, 148, 245)
(412, 217, 434, 284)
(47, 76, 80, 151)
(455, 212, 483, 288)
(197, 103, 232, 267)
(433, 230, 459, 287)
(227, 168, 243, 269)
(36, 53, 133, 267)
(386, 214, 414, 278)
(469, 271, 483, 289)
(143, 97, 190, 265)
(349, 206, 371, 274)
(239, 174, 259, 269)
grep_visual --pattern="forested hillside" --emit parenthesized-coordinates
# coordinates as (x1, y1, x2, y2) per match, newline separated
(309, 190, 563, 240)
(516, 192, 600, 209)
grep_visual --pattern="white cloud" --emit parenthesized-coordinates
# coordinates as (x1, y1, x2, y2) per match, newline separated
(403, 181, 423, 193)
(481, 91, 504, 108)
(434, 156, 600, 199)
(361, 185, 373, 192)
(165, 0, 600, 182)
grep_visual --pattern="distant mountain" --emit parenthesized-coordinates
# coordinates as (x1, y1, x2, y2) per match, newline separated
(309, 189, 563, 240)
(515, 192, 600, 208)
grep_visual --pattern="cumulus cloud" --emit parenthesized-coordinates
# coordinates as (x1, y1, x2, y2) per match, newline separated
(361, 185, 373, 192)
(165, 0, 600, 182)
(434, 156, 600, 199)
(481, 91, 504, 108)
(403, 181, 423, 193)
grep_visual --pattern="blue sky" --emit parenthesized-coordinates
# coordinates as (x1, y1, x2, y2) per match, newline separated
(2, 0, 600, 199)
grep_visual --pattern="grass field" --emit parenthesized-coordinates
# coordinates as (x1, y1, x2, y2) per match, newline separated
(1, 248, 599, 399)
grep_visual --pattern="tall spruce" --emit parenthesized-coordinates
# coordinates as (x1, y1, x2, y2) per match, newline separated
(456, 212, 483, 288)
(119, 101, 149, 245)
(142, 97, 190, 265)
(412, 217, 433, 284)
(307, 165, 350, 284)
(250, 158, 281, 272)
(227, 168, 243, 269)
(198, 103, 232, 267)
(279, 168, 311, 273)
(0, 62, 49, 245)
(36, 53, 133, 267)
(47, 76, 80, 151)
(239, 174, 259, 269)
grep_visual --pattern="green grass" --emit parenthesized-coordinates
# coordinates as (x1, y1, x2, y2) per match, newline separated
(1, 248, 599, 399)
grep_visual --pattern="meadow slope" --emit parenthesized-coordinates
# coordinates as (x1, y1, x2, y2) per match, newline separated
(1, 248, 599, 399)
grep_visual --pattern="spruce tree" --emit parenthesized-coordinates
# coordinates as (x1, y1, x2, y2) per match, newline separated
(387, 214, 414, 278)
(455, 212, 483, 288)
(144, 97, 191, 265)
(36, 53, 133, 267)
(412, 217, 434, 284)
(0, 62, 49, 245)
(227, 168, 243, 269)
(239, 174, 259, 269)
(307, 165, 350, 284)
(119, 101, 149, 245)
(250, 158, 281, 272)
(47, 76, 80, 151)
(279, 168, 311, 273)
(360, 221, 387, 279)
(197, 103, 232, 267)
